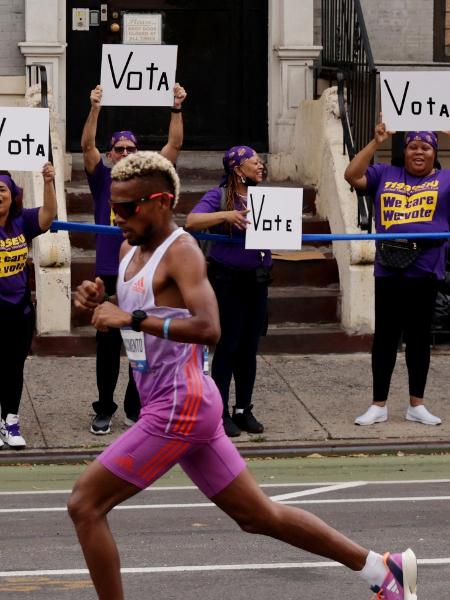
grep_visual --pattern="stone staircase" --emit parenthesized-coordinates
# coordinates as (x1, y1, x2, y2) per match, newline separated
(31, 152, 373, 355)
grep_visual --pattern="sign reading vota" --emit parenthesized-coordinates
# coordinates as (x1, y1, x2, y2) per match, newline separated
(0, 107, 49, 171)
(380, 71, 450, 131)
(245, 186, 303, 250)
(100, 44, 177, 106)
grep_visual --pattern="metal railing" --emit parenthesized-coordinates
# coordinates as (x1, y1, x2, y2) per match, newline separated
(320, 0, 377, 230)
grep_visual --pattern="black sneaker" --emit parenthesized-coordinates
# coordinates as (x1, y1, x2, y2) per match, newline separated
(223, 414, 241, 437)
(232, 405, 264, 434)
(90, 414, 112, 435)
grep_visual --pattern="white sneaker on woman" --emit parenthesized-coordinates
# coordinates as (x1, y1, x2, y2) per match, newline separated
(406, 405, 442, 426)
(354, 405, 388, 425)
(0, 414, 26, 448)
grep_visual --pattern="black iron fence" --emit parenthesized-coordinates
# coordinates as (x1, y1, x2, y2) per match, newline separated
(320, 0, 377, 230)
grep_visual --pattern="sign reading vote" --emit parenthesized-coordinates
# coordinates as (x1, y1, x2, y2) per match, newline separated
(100, 44, 177, 106)
(245, 186, 303, 250)
(380, 71, 450, 131)
(0, 107, 49, 171)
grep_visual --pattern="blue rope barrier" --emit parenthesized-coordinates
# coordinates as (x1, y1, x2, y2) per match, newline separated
(50, 220, 450, 243)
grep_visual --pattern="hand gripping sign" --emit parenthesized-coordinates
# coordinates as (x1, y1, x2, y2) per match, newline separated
(0, 107, 49, 171)
(380, 70, 450, 131)
(245, 186, 303, 251)
(100, 44, 178, 106)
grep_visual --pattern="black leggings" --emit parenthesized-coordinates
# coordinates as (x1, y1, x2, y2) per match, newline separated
(93, 274, 140, 418)
(372, 275, 438, 402)
(208, 262, 268, 413)
(0, 303, 35, 419)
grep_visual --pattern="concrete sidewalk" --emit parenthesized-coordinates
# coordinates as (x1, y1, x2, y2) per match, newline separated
(3, 352, 450, 461)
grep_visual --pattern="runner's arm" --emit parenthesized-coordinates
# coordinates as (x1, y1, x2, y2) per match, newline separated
(91, 238, 220, 344)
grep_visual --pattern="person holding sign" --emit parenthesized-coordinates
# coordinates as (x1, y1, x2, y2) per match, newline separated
(69, 151, 418, 600)
(81, 82, 186, 435)
(345, 123, 446, 426)
(0, 163, 56, 449)
(186, 146, 269, 437)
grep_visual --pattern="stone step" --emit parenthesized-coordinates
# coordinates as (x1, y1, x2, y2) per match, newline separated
(69, 250, 338, 289)
(259, 323, 373, 354)
(268, 286, 339, 324)
(31, 323, 372, 356)
(65, 185, 318, 217)
(70, 285, 340, 329)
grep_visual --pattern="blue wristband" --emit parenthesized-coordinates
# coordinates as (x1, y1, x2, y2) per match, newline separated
(163, 317, 172, 340)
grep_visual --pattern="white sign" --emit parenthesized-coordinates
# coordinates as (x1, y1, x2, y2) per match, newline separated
(380, 70, 450, 131)
(123, 13, 162, 44)
(100, 44, 177, 106)
(245, 186, 303, 250)
(0, 107, 49, 171)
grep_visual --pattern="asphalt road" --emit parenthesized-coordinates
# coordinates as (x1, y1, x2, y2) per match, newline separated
(0, 455, 449, 599)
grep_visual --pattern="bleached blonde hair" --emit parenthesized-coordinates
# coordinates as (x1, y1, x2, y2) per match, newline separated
(111, 151, 180, 207)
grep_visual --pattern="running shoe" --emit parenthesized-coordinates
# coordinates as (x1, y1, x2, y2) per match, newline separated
(0, 414, 26, 449)
(370, 549, 417, 599)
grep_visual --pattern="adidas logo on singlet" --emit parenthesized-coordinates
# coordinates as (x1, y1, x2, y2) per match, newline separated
(132, 276, 145, 294)
(386, 579, 400, 594)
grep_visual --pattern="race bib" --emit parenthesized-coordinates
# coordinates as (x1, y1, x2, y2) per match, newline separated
(120, 327, 149, 372)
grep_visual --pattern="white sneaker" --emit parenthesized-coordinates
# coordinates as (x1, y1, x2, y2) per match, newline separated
(0, 414, 26, 448)
(355, 405, 388, 426)
(406, 405, 442, 426)
(0, 437, 3, 449)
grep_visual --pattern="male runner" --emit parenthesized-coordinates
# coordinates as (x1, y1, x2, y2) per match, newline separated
(69, 151, 418, 600)
(81, 83, 186, 434)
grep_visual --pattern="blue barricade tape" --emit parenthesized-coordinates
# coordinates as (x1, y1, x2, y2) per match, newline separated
(50, 220, 450, 243)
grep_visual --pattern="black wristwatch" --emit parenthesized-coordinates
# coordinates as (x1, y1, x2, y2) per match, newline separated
(131, 310, 147, 332)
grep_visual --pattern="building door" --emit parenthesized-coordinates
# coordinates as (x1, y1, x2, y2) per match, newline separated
(66, 0, 268, 152)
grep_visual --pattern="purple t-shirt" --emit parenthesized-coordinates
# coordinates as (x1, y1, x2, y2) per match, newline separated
(366, 164, 450, 279)
(86, 160, 122, 276)
(190, 187, 272, 269)
(0, 208, 42, 305)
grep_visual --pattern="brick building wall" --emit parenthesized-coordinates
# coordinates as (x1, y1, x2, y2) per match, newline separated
(314, 0, 434, 62)
(0, 0, 25, 76)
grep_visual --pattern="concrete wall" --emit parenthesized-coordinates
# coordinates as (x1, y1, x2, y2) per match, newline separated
(0, 0, 25, 75)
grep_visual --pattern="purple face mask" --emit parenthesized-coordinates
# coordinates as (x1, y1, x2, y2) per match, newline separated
(404, 131, 438, 150)
(108, 130, 138, 150)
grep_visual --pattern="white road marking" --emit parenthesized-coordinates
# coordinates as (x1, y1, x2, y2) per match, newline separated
(0, 558, 449, 578)
(269, 481, 366, 501)
(2, 495, 450, 514)
(0, 478, 449, 496)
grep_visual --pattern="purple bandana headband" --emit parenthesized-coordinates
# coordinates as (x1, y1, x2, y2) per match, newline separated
(220, 145, 256, 186)
(108, 130, 138, 150)
(0, 174, 22, 202)
(404, 131, 438, 150)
